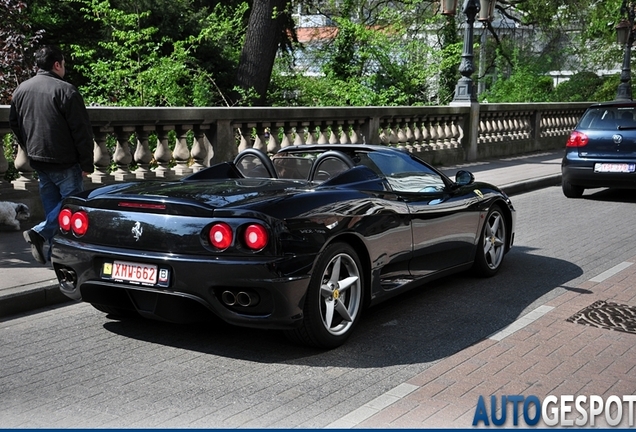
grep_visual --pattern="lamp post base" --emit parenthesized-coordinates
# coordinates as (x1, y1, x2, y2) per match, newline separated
(452, 77, 478, 104)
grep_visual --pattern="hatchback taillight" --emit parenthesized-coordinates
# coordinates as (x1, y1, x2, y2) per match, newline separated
(566, 131, 589, 147)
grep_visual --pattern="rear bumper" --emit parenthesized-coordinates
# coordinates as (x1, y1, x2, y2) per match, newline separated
(51, 237, 313, 330)
(562, 151, 636, 189)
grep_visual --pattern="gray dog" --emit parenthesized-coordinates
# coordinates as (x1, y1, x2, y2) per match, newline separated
(0, 202, 31, 230)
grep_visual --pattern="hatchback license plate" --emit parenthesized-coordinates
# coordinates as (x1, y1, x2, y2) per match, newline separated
(103, 260, 159, 285)
(594, 163, 636, 173)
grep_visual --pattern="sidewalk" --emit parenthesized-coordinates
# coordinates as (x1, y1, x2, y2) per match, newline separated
(332, 256, 636, 428)
(0, 150, 563, 320)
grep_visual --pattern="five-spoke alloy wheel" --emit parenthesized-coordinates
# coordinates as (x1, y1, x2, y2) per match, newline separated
(473, 206, 507, 277)
(286, 243, 363, 349)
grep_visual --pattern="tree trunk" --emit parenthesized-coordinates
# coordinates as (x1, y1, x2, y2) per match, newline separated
(234, 0, 287, 106)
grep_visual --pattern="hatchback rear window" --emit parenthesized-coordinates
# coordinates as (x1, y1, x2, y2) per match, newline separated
(579, 106, 636, 129)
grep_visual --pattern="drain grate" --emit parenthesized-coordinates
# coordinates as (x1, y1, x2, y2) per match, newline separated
(567, 300, 636, 335)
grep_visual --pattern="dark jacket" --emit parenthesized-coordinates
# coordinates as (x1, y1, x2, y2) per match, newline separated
(9, 70, 94, 173)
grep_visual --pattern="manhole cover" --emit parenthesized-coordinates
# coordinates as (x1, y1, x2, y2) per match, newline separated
(567, 300, 636, 335)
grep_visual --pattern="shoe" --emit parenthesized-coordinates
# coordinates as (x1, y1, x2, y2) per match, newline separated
(23, 229, 46, 264)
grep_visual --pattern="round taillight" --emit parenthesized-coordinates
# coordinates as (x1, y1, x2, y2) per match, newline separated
(566, 131, 589, 147)
(70, 211, 89, 236)
(244, 224, 268, 251)
(58, 208, 73, 232)
(209, 223, 233, 250)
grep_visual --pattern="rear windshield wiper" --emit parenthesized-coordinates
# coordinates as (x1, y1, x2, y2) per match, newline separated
(617, 126, 636, 130)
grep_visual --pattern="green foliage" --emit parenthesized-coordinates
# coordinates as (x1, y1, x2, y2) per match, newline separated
(67, 0, 247, 106)
(13, 0, 636, 107)
(0, 0, 43, 103)
(269, 0, 448, 106)
(3, 134, 19, 182)
(551, 71, 604, 102)
(590, 74, 631, 102)
(480, 48, 555, 103)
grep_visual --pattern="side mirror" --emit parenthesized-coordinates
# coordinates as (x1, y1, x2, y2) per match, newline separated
(455, 170, 475, 186)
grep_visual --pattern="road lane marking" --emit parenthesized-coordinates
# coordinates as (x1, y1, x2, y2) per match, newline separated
(589, 261, 633, 283)
(326, 383, 419, 428)
(488, 305, 554, 341)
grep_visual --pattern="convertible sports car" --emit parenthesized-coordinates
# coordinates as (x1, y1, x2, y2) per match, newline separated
(52, 144, 516, 348)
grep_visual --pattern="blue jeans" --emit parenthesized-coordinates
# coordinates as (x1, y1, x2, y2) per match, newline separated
(32, 164, 84, 258)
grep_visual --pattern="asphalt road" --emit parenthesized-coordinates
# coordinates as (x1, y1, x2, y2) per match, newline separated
(2, 185, 636, 428)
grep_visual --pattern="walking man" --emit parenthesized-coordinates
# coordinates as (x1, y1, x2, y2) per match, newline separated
(9, 45, 94, 264)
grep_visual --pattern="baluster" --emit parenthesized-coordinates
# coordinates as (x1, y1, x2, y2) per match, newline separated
(112, 126, 135, 182)
(449, 116, 460, 148)
(379, 123, 390, 145)
(173, 126, 193, 177)
(442, 117, 452, 149)
(478, 117, 486, 144)
(281, 123, 294, 149)
(501, 115, 510, 141)
(547, 113, 556, 136)
(133, 126, 156, 180)
(420, 117, 431, 150)
(340, 122, 351, 144)
(294, 124, 307, 146)
(237, 124, 252, 152)
(317, 123, 329, 144)
(329, 123, 339, 144)
(350, 121, 362, 144)
(191, 125, 210, 172)
(11, 144, 37, 191)
(155, 126, 175, 179)
(412, 119, 423, 152)
(388, 122, 400, 147)
(435, 117, 444, 149)
(495, 115, 505, 142)
(90, 126, 114, 184)
(428, 118, 439, 150)
(306, 123, 318, 145)
(404, 120, 415, 152)
(267, 125, 280, 154)
(252, 125, 267, 152)
(396, 120, 408, 150)
(485, 115, 495, 143)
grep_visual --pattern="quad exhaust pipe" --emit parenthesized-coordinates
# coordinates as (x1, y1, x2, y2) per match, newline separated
(221, 290, 259, 307)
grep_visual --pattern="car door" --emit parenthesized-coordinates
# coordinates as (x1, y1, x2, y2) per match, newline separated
(362, 150, 480, 277)
(401, 186, 481, 277)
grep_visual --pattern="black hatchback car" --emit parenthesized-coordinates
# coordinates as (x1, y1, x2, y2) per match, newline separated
(562, 101, 636, 198)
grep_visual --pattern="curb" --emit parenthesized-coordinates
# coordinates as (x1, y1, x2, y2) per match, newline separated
(500, 174, 562, 196)
(0, 279, 70, 319)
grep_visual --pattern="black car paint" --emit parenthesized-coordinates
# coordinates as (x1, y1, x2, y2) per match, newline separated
(52, 145, 515, 331)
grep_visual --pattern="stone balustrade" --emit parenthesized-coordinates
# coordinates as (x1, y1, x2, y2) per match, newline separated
(0, 102, 590, 192)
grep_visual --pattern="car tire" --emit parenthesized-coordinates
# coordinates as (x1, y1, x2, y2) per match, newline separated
(472, 205, 507, 277)
(285, 243, 364, 349)
(562, 180, 584, 198)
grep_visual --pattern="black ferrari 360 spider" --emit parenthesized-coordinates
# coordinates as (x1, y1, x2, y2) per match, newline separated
(52, 144, 515, 348)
